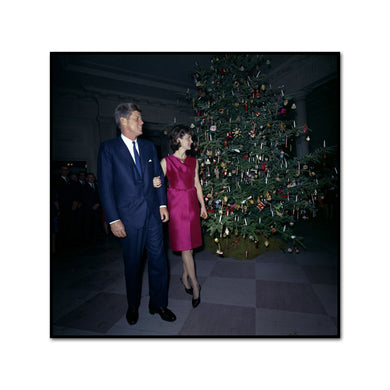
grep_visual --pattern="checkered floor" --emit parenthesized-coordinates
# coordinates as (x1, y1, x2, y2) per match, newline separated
(51, 220, 339, 337)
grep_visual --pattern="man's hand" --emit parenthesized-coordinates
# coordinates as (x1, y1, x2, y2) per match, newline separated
(110, 220, 127, 238)
(160, 206, 169, 223)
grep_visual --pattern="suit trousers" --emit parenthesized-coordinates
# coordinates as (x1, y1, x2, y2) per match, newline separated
(120, 210, 168, 311)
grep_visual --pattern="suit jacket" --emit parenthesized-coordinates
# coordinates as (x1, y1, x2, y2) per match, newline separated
(97, 136, 166, 229)
(54, 176, 80, 209)
(82, 183, 100, 211)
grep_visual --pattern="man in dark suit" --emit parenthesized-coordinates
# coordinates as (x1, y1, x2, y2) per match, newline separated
(81, 173, 102, 243)
(54, 165, 80, 249)
(97, 103, 176, 325)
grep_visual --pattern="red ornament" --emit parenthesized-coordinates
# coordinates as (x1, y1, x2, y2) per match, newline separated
(257, 201, 266, 211)
(223, 141, 228, 147)
(256, 88, 260, 98)
(243, 154, 248, 160)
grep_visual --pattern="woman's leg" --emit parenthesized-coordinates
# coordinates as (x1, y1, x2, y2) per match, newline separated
(181, 250, 199, 298)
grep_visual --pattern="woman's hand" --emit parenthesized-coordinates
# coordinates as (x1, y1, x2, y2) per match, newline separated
(153, 176, 162, 188)
(200, 206, 208, 219)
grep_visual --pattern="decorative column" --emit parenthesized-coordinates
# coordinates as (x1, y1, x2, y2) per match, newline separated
(294, 90, 310, 158)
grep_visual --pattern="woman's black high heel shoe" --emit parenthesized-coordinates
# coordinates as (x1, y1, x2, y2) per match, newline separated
(180, 277, 193, 295)
(192, 285, 201, 308)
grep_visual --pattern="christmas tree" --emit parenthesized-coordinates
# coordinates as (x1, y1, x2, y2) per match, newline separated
(186, 54, 338, 257)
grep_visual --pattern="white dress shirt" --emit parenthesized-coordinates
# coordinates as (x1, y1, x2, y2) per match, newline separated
(121, 133, 139, 164)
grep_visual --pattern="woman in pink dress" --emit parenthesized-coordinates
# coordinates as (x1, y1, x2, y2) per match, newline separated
(153, 125, 207, 308)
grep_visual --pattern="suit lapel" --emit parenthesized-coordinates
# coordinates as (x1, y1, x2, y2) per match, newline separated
(137, 138, 147, 171)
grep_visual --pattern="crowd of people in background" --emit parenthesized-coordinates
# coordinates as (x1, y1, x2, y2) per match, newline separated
(51, 165, 108, 253)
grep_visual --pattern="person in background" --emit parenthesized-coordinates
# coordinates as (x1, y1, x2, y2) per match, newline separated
(54, 165, 80, 249)
(81, 173, 102, 243)
(78, 171, 87, 187)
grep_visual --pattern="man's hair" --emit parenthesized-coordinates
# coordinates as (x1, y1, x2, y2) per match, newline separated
(169, 125, 193, 152)
(114, 103, 142, 128)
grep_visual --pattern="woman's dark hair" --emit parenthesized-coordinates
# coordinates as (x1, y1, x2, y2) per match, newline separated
(169, 125, 193, 151)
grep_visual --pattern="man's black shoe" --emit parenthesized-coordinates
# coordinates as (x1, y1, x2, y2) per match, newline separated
(126, 308, 139, 325)
(148, 305, 176, 322)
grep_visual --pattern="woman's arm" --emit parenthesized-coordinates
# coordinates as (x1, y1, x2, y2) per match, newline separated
(160, 158, 167, 177)
(194, 160, 208, 219)
(152, 158, 167, 188)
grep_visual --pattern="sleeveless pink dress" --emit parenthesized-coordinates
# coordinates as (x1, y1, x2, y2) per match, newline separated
(165, 155, 202, 251)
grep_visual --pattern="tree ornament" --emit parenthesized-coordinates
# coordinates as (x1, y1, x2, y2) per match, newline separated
(257, 201, 266, 211)
(264, 240, 270, 248)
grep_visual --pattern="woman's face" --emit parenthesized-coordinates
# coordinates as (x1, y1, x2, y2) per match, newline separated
(178, 133, 193, 151)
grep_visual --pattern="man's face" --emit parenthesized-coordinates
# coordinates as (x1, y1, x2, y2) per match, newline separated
(60, 167, 69, 177)
(87, 174, 95, 183)
(121, 111, 144, 139)
(79, 172, 86, 181)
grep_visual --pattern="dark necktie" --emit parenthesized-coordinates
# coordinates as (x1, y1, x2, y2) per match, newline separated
(132, 141, 142, 177)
